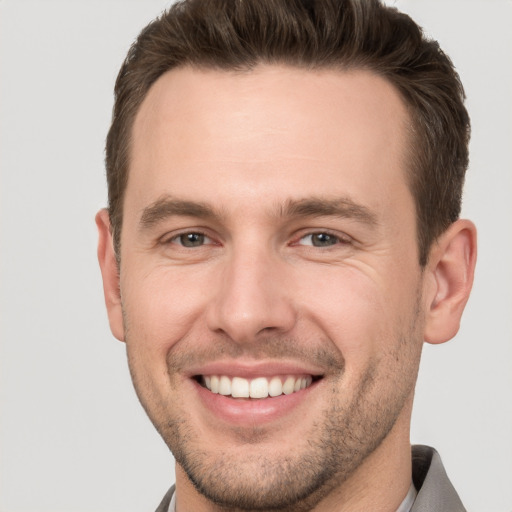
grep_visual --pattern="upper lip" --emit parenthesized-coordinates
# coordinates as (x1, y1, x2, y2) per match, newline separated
(186, 359, 326, 379)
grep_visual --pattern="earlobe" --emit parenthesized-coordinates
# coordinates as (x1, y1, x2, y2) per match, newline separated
(424, 219, 477, 345)
(95, 209, 125, 342)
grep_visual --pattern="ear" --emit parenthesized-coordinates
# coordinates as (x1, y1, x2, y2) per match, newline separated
(424, 219, 477, 344)
(96, 209, 125, 342)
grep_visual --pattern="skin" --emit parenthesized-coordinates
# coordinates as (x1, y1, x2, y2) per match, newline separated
(97, 65, 476, 511)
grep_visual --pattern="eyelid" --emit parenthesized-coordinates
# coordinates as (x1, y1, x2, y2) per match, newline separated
(158, 227, 353, 248)
(292, 229, 353, 246)
(160, 228, 218, 246)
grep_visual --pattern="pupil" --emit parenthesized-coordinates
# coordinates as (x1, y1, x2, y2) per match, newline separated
(313, 233, 335, 246)
(182, 233, 204, 247)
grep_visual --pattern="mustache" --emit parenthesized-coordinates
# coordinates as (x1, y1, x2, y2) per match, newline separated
(166, 333, 345, 374)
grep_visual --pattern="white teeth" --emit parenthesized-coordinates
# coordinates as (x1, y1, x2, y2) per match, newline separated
(219, 376, 231, 396)
(282, 376, 295, 395)
(268, 376, 283, 397)
(210, 375, 219, 394)
(250, 377, 268, 399)
(202, 375, 314, 398)
(231, 377, 250, 398)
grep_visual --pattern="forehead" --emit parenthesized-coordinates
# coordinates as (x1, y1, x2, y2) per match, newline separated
(128, 65, 413, 219)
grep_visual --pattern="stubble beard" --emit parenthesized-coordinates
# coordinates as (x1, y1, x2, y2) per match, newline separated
(125, 303, 423, 512)
(169, 364, 412, 512)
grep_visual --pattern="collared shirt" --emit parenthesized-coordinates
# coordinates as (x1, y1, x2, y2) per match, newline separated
(396, 482, 418, 512)
(167, 481, 417, 512)
(168, 491, 176, 512)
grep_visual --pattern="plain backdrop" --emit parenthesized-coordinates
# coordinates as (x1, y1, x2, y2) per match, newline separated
(1, 1, 511, 511)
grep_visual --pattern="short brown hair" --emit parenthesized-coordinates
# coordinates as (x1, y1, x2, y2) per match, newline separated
(106, 0, 470, 266)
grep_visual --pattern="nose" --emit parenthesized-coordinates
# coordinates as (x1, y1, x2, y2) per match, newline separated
(206, 244, 297, 344)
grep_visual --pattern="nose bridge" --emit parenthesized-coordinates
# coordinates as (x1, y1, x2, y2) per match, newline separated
(206, 240, 296, 342)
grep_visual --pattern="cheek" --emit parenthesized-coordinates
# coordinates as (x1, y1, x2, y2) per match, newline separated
(121, 267, 215, 413)
(295, 262, 420, 363)
(121, 264, 212, 359)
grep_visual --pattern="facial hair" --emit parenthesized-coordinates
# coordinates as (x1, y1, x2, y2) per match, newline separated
(124, 297, 423, 512)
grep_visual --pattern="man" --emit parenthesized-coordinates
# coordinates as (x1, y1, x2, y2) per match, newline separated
(96, 0, 477, 510)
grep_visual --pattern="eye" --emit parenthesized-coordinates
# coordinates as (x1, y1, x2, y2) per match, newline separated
(298, 232, 346, 247)
(171, 232, 212, 248)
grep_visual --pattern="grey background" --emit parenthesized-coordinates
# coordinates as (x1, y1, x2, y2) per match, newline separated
(1, 1, 511, 511)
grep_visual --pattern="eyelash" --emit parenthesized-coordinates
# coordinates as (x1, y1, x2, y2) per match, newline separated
(295, 231, 351, 248)
(165, 231, 215, 248)
(162, 230, 351, 249)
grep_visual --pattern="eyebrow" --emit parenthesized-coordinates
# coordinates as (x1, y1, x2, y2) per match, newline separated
(281, 197, 378, 226)
(139, 197, 221, 229)
(138, 195, 378, 230)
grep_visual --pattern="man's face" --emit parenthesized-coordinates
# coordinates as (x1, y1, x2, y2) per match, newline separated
(117, 66, 427, 509)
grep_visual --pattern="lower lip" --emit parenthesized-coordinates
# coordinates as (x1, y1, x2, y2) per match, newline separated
(192, 379, 318, 426)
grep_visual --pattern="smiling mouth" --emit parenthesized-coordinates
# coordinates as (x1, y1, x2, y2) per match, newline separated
(195, 374, 321, 399)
